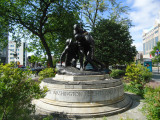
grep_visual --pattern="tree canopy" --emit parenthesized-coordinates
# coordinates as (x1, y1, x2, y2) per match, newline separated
(0, 16, 8, 50)
(92, 19, 137, 67)
(0, 0, 136, 67)
(0, 0, 81, 67)
(82, 0, 131, 29)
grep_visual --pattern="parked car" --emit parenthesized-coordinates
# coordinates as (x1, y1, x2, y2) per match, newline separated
(19, 66, 27, 71)
(34, 67, 44, 75)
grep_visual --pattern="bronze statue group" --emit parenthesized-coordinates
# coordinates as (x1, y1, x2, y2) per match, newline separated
(60, 24, 105, 71)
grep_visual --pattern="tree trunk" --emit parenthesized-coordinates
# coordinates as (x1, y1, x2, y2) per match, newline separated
(40, 36, 53, 68)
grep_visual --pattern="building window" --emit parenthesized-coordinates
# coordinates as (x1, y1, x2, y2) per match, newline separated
(10, 57, 14, 59)
(146, 42, 148, 51)
(10, 45, 14, 47)
(155, 36, 159, 45)
(152, 38, 154, 48)
(16, 49, 19, 51)
(149, 40, 151, 50)
(18, 53, 19, 55)
(155, 30, 158, 34)
(10, 49, 14, 52)
(10, 53, 13, 55)
(143, 43, 145, 55)
(154, 26, 158, 30)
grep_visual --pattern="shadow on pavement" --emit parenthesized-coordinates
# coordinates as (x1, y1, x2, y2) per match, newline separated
(125, 92, 142, 110)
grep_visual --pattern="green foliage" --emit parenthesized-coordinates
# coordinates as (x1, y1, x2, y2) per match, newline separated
(102, 116, 107, 120)
(110, 69, 125, 79)
(142, 87, 160, 120)
(0, 64, 47, 120)
(39, 68, 56, 81)
(123, 83, 141, 95)
(0, 0, 81, 67)
(119, 116, 134, 120)
(28, 55, 48, 67)
(43, 115, 53, 120)
(28, 55, 40, 64)
(150, 41, 160, 63)
(82, 0, 131, 28)
(124, 63, 152, 97)
(0, 16, 8, 50)
(92, 19, 137, 67)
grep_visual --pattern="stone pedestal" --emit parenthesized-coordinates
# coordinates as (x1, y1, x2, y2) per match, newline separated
(33, 73, 132, 118)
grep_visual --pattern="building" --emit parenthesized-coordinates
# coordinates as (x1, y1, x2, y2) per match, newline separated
(143, 18, 160, 58)
(8, 41, 27, 66)
(135, 51, 143, 64)
(0, 47, 8, 64)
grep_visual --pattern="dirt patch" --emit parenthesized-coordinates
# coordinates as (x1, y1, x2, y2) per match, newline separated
(146, 80, 160, 88)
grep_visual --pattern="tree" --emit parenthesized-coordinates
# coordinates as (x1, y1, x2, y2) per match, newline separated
(0, 0, 81, 67)
(82, 0, 130, 29)
(150, 42, 160, 63)
(92, 19, 137, 67)
(0, 16, 8, 50)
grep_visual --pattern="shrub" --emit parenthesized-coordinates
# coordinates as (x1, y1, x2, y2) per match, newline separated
(39, 68, 56, 81)
(0, 64, 47, 120)
(124, 63, 152, 97)
(142, 87, 160, 120)
(110, 69, 125, 79)
(123, 83, 137, 94)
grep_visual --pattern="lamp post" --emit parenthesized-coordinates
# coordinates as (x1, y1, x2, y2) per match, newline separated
(155, 49, 160, 74)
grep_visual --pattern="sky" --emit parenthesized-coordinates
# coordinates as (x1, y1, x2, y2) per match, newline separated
(123, 0, 160, 51)
(9, 0, 160, 55)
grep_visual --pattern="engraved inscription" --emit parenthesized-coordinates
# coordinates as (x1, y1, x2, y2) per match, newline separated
(47, 85, 123, 98)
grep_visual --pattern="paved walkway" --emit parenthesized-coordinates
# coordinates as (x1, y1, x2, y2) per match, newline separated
(152, 67, 160, 82)
(147, 67, 160, 88)
(83, 93, 146, 120)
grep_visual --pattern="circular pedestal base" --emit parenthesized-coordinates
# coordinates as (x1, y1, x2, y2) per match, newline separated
(33, 94, 132, 118)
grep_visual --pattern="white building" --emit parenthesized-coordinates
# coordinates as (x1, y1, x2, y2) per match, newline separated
(143, 16, 160, 58)
(135, 51, 143, 64)
(8, 41, 27, 66)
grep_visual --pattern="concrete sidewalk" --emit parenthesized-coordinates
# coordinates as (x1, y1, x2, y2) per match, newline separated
(152, 67, 160, 82)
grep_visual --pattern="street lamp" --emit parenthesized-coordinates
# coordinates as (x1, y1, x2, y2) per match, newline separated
(155, 49, 160, 74)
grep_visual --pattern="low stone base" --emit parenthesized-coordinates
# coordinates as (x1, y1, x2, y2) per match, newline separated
(33, 94, 132, 118)
(34, 74, 132, 119)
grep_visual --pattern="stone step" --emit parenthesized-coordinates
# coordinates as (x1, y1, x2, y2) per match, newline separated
(33, 94, 132, 118)
(41, 78, 122, 89)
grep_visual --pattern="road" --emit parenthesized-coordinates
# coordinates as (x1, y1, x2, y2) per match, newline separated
(152, 67, 160, 82)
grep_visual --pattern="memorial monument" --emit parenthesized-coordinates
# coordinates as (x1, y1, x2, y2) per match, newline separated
(33, 24, 132, 119)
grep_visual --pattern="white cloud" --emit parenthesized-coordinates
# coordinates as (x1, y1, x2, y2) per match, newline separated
(129, 0, 160, 31)
(126, 0, 160, 51)
(132, 42, 143, 51)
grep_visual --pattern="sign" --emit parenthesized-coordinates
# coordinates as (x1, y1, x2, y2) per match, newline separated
(17, 61, 20, 65)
